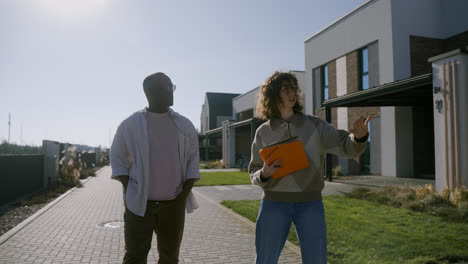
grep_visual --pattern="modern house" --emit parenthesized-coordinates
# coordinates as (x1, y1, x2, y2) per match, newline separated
(200, 71, 305, 167)
(200, 92, 240, 161)
(200, 92, 241, 135)
(302, 0, 468, 189)
(199, 0, 468, 191)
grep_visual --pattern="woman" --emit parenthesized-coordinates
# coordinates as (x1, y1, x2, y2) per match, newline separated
(249, 71, 370, 264)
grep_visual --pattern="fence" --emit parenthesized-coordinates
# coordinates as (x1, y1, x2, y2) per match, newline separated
(81, 152, 97, 168)
(0, 155, 44, 205)
(0, 140, 108, 206)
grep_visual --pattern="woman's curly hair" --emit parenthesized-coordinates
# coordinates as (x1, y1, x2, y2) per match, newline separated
(256, 71, 304, 120)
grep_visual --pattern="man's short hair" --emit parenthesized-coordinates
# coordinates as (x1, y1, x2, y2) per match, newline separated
(143, 72, 172, 94)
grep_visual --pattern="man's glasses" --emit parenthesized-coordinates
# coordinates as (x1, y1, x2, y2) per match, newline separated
(170, 84, 176, 92)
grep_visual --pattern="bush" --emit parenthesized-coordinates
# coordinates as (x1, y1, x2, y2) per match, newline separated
(345, 184, 468, 222)
(59, 147, 83, 188)
(332, 166, 344, 177)
(458, 201, 468, 218)
(203, 160, 228, 169)
(80, 168, 96, 179)
(0, 141, 42, 154)
(99, 154, 109, 165)
(20, 184, 70, 206)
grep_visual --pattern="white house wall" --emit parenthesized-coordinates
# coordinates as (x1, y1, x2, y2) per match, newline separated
(381, 107, 397, 176)
(216, 116, 233, 128)
(305, 0, 394, 115)
(431, 52, 468, 190)
(390, 0, 468, 81)
(336, 56, 347, 96)
(200, 96, 209, 134)
(337, 107, 349, 174)
(291, 71, 306, 107)
(394, 107, 414, 177)
(441, 1, 468, 39)
(232, 87, 260, 120)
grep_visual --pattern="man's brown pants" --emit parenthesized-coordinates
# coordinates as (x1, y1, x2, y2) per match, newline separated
(123, 198, 186, 264)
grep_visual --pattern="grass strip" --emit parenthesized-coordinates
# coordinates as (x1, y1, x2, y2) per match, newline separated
(196, 171, 251, 186)
(222, 196, 468, 264)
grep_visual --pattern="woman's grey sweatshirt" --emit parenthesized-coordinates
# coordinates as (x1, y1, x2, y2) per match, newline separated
(248, 113, 367, 202)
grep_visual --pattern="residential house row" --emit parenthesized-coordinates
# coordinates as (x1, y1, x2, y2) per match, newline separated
(200, 0, 468, 191)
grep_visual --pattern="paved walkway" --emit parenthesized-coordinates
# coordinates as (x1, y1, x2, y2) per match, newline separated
(0, 167, 301, 264)
(194, 175, 435, 203)
(0, 167, 435, 264)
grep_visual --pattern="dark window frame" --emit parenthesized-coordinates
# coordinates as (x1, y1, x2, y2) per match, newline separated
(359, 47, 369, 91)
(321, 64, 329, 103)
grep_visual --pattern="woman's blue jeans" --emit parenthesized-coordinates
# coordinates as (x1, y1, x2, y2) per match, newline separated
(255, 199, 327, 264)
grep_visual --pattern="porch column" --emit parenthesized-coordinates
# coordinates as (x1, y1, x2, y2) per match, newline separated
(222, 120, 236, 167)
(430, 48, 468, 191)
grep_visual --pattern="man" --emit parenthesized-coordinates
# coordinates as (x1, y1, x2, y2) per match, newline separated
(110, 72, 200, 264)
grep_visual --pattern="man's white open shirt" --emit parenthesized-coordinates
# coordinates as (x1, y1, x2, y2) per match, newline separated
(110, 108, 200, 216)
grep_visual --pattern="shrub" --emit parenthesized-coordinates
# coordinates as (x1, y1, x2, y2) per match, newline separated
(80, 168, 96, 179)
(100, 154, 109, 165)
(458, 201, 468, 218)
(20, 184, 71, 206)
(0, 141, 42, 154)
(345, 184, 468, 222)
(204, 160, 228, 169)
(59, 147, 83, 188)
(332, 166, 343, 177)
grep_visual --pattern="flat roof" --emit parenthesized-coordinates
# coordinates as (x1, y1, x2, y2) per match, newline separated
(322, 73, 433, 108)
(428, 46, 468, 62)
(304, 0, 374, 43)
(233, 86, 260, 101)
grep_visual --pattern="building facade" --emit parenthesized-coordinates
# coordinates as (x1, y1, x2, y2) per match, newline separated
(199, 0, 468, 190)
(200, 92, 241, 135)
(304, 0, 468, 178)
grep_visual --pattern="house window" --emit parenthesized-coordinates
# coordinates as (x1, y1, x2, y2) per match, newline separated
(322, 65, 328, 102)
(360, 47, 369, 90)
(236, 109, 253, 121)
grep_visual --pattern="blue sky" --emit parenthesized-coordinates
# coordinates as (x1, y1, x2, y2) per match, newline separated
(1, 0, 366, 147)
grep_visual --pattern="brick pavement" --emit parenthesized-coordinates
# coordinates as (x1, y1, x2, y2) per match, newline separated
(193, 175, 435, 204)
(0, 167, 302, 263)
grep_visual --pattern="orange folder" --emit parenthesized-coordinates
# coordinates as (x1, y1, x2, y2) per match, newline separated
(258, 136, 309, 179)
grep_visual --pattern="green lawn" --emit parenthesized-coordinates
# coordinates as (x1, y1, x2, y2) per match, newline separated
(221, 196, 468, 264)
(196, 171, 251, 186)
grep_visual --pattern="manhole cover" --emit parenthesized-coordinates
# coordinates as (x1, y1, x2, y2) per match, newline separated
(97, 221, 124, 229)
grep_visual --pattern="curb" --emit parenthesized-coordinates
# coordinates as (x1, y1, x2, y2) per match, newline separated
(0, 166, 107, 246)
(192, 189, 302, 256)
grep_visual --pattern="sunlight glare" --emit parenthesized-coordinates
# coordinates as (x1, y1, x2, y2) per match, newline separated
(37, 0, 108, 20)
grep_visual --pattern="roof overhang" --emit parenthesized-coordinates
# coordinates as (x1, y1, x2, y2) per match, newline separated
(322, 73, 433, 108)
(204, 118, 265, 136)
(230, 118, 263, 129)
(205, 127, 222, 136)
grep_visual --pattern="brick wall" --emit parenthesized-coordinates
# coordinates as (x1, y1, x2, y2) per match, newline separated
(331, 108, 338, 127)
(410, 30, 468, 77)
(347, 107, 381, 129)
(314, 108, 338, 126)
(346, 51, 359, 93)
(444, 30, 468, 53)
(410, 35, 444, 76)
(315, 108, 325, 120)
